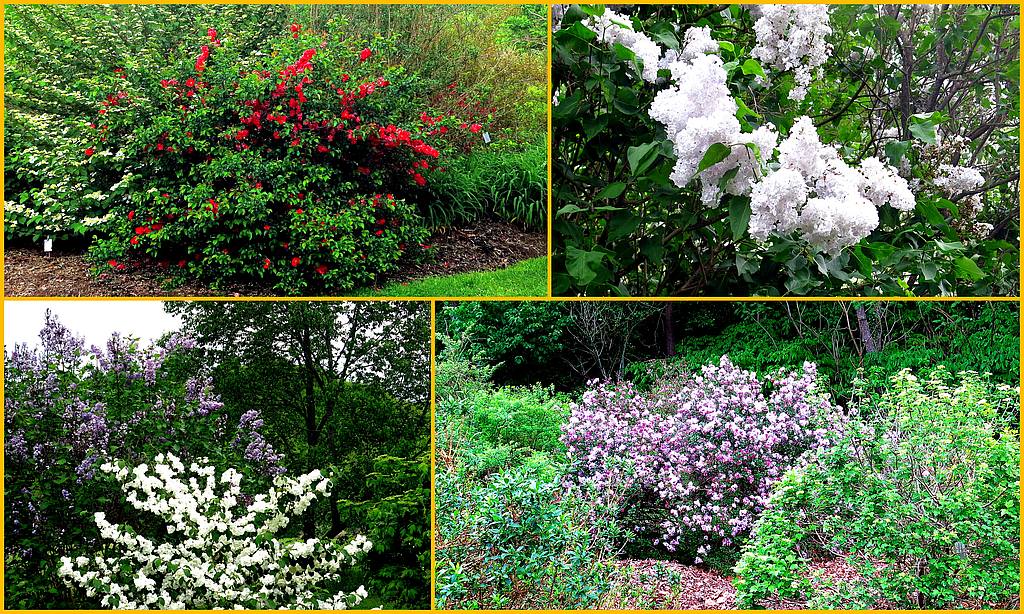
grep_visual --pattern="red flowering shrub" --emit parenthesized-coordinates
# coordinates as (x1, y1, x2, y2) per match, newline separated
(85, 25, 471, 293)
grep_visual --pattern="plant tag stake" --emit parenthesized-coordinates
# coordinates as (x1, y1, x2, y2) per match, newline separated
(954, 542, 967, 558)
(43, 237, 53, 254)
(482, 131, 491, 144)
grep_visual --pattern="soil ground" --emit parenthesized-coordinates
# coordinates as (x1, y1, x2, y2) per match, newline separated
(604, 558, 1019, 610)
(3, 220, 545, 297)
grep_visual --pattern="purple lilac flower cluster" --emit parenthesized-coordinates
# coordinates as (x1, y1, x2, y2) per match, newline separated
(561, 356, 836, 559)
(235, 410, 287, 476)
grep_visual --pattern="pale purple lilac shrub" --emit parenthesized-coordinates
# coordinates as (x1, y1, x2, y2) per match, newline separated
(561, 356, 836, 560)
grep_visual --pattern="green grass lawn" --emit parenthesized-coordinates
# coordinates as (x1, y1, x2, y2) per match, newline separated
(352, 257, 547, 297)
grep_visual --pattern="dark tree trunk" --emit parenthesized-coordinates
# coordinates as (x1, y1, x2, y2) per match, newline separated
(661, 303, 676, 357)
(855, 306, 878, 353)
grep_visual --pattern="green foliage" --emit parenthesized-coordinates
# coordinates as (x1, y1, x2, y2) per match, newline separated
(734, 369, 1021, 608)
(435, 346, 622, 610)
(629, 302, 1019, 401)
(434, 465, 621, 610)
(338, 453, 431, 609)
(425, 137, 547, 230)
(442, 301, 573, 382)
(351, 256, 548, 298)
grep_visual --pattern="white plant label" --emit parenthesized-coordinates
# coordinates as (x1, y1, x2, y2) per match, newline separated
(482, 131, 492, 144)
(43, 237, 53, 253)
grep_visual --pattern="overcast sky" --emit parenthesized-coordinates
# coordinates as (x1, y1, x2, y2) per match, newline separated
(4, 301, 182, 350)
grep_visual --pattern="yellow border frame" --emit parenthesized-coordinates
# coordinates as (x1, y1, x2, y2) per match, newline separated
(0, 2, 1022, 613)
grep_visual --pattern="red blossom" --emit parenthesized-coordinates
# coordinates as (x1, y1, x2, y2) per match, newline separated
(196, 46, 210, 73)
(316, 264, 328, 275)
(263, 258, 271, 269)
(85, 147, 95, 157)
(359, 48, 372, 62)
(291, 256, 301, 267)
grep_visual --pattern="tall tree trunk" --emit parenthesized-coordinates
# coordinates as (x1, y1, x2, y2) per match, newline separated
(855, 306, 878, 353)
(661, 303, 676, 357)
(298, 311, 320, 538)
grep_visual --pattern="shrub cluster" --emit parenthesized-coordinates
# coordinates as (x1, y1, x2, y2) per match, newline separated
(84, 25, 500, 293)
(734, 369, 1020, 608)
(562, 356, 834, 559)
(434, 350, 623, 609)
(3, 313, 284, 607)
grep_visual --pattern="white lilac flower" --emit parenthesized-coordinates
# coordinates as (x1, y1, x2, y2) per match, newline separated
(934, 163, 986, 196)
(749, 167, 808, 240)
(748, 116, 913, 252)
(751, 5, 832, 101)
(583, 9, 664, 82)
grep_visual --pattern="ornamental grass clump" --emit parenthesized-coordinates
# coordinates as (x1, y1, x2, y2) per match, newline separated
(561, 356, 835, 560)
(59, 454, 373, 610)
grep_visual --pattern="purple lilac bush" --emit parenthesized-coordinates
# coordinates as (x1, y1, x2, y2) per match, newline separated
(561, 356, 836, 560)
(4, 312, 283, 607)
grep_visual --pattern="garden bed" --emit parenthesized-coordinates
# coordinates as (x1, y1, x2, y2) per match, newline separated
(3, 220, 545, 297)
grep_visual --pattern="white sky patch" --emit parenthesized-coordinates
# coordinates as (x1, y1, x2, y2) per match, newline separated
(4, 301, 182, 350)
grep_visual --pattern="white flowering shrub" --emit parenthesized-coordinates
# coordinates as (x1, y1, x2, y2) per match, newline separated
(58, 453, 373, 610)
(553, 4, 1019, 297)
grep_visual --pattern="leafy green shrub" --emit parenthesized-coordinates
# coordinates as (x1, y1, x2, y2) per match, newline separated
(337, 453, 430, 609)
(469, 387, 566, 454)
(734, 368, 1020, 609)
(629, 302, 1019, 401)
(434, 465, 622, 610)
(425, 137, 547, 229)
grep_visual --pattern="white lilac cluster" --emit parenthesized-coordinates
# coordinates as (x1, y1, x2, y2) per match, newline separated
(750, 4, 832, 101)
(750, 116, 915, 253)
(582, 9, 663, 82)
(57, 453, 373, 610)
(933, 164, 985, 196)
(581, 6, 915, 252)
(649, 28, 779, 205)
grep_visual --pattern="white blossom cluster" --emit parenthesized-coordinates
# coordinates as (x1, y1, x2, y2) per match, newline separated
(582, 9, 663, 82)
(750, 116, 915, 253)
(58, 453, 373, 610)
(933, 164, 985, 196)
(649, 29, 779, 205)
(580, 6, 916, 252)
(750, 4, 832, 101)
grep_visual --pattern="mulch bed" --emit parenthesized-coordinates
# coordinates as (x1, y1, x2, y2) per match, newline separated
(605, 557, 1019, 610)
(3, 220, 545, 297)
